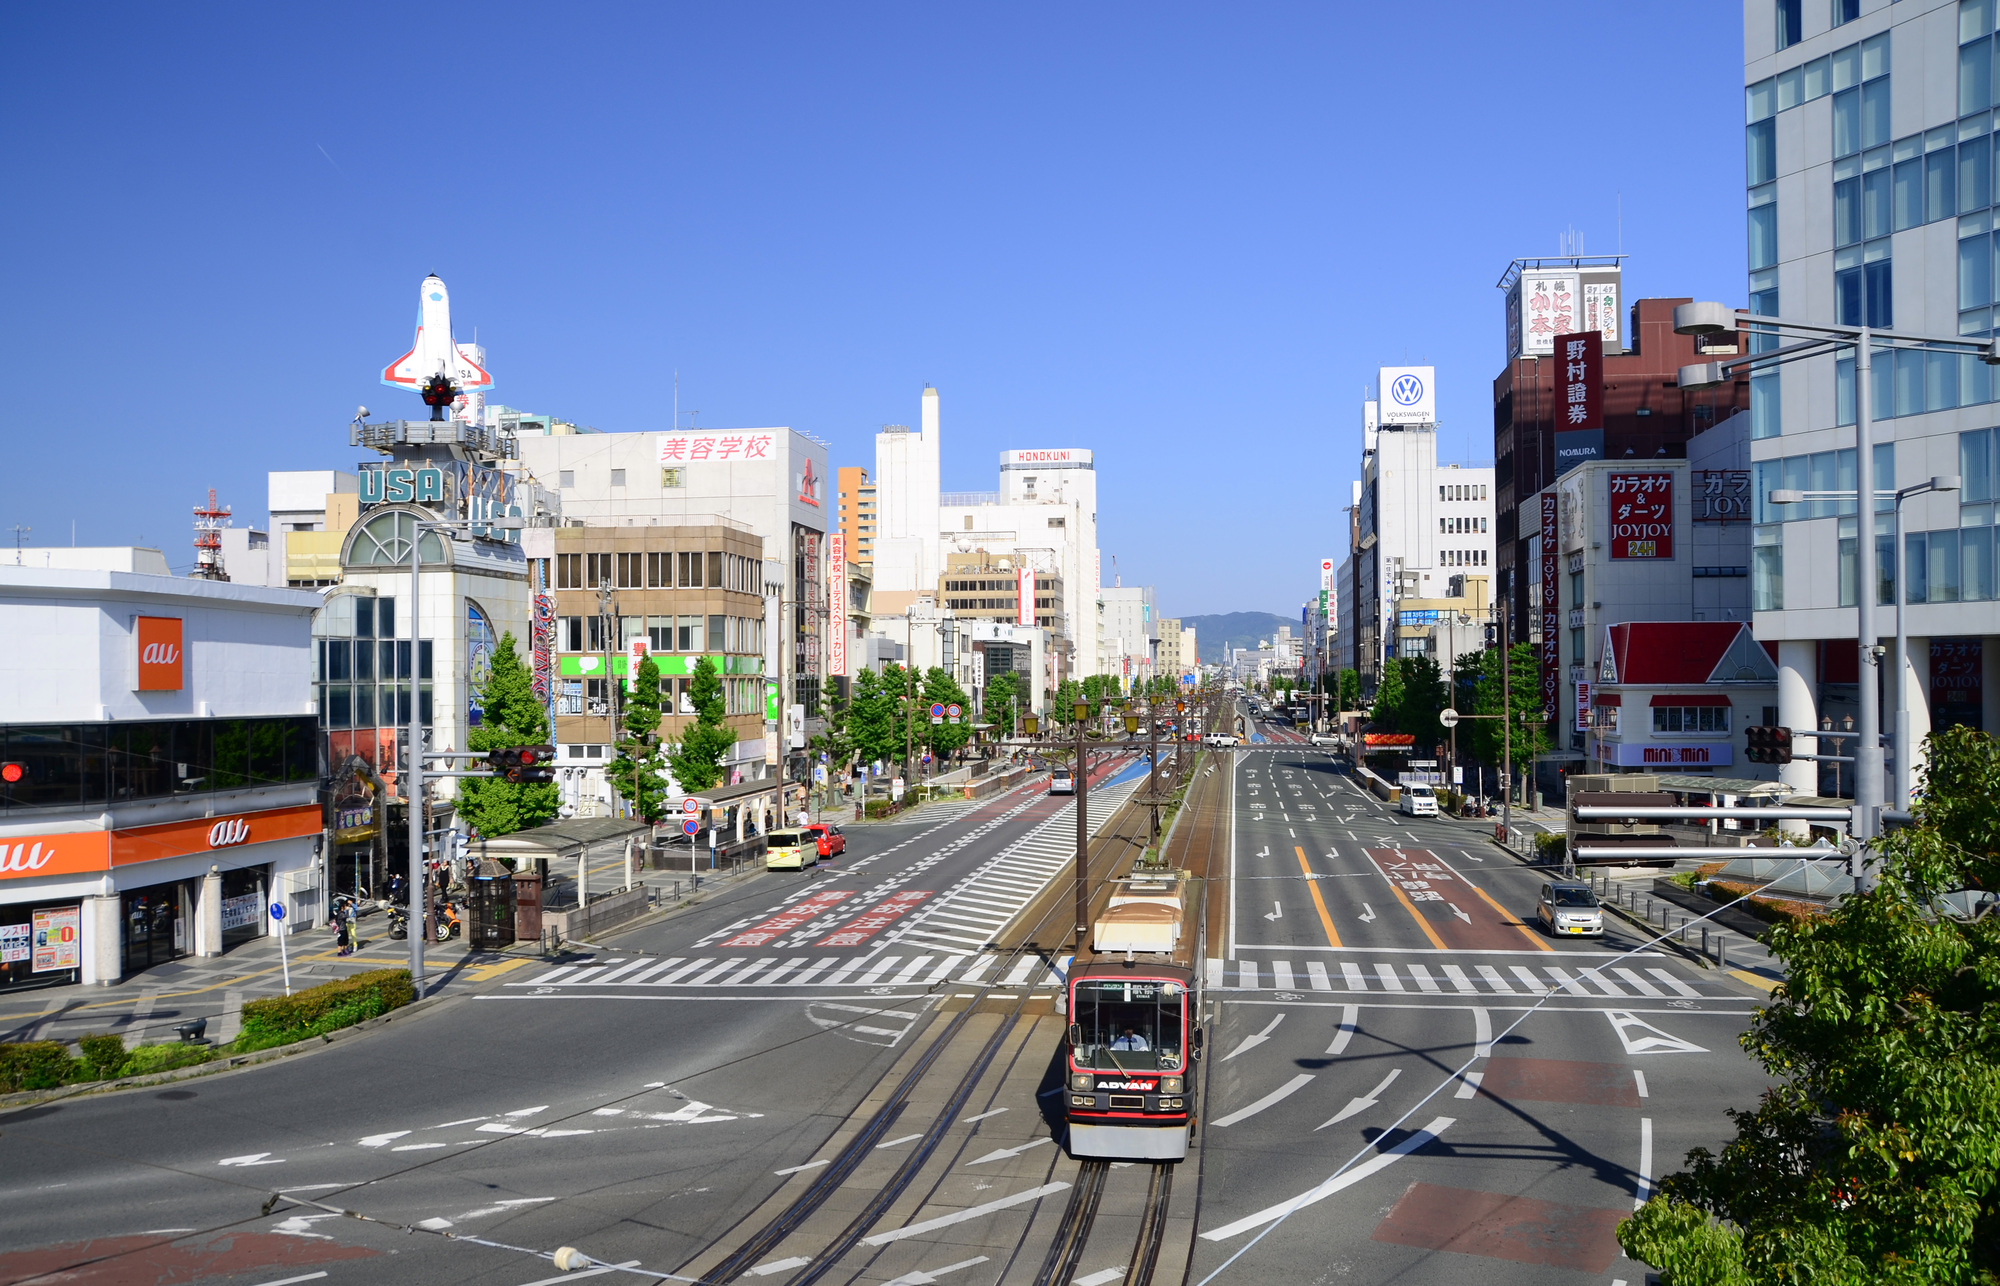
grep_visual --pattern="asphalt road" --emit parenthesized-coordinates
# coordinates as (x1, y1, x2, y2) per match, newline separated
(1183, 718, 1772, 1284)
(0, 758, 1143, 1286)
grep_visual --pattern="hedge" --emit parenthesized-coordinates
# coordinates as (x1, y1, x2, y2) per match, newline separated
(0, 968, 416, 1093)
(233, 967, 413, 1051)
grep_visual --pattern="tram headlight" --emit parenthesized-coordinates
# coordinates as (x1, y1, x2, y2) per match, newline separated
(1160, 1076, 1184, 1094)
(1071, 1073, 1093, 1092)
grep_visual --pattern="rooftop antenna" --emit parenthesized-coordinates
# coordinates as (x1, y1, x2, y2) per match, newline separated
(1617, 191, 1623, 255)
(192, 489, 231, 581)
(10, 525, 26, 564)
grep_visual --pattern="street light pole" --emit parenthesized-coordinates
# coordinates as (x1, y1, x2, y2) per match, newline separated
(1073, 700, 1089, 950)
(407, 516, 426, 995)
(1852, 330, 1883, 836)
(1500, 597, 1512, 836)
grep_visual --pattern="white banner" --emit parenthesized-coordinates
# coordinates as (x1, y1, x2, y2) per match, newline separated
(1017, 568, 1036, 626)
(828, 534, 848, 678)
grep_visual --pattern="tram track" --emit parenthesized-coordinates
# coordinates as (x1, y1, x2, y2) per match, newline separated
(684, 752, 1156, 1286)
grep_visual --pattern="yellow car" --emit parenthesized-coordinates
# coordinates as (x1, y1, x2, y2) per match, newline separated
(765, 828, 816, 871)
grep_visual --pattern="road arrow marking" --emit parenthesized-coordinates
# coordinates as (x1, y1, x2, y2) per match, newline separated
(1265, 901, 1283, 921)
(1199, 1117, 1456, 1240)
(218, 1153, 283, 1167)
(1358, 904, 1377, 923)
(1212, 1073, 1316, 1127)
(1222, 1013, 1286, 1061)
(967, 1137, 1053, 1165)
(357, 1131, 409, 1148)
(1605, 1010, 1709, 1055)
(1450, 903, 1471, 924)
(1316, 1068, 1400, 1129)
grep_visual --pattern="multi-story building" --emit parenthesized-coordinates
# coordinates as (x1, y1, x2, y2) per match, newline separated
(872, 388, 942, 619)
(1097, 585, 1158, 688)
(938, 554, 1066, 632)
(838, 466, 877, 567)
(1156, 616, 1183, 682)
(1743, 0, 2000, 798)
(1341, 368, 1496, 694)
(1, 551, 323, 988)
(528, 524, 771, 813)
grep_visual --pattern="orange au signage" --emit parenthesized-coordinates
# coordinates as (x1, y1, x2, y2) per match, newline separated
(0, 832, 111, 879)
(135, 616, 184, 691)
(0, 803, 322, 883)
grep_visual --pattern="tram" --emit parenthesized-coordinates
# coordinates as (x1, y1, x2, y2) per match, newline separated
(1063, 877, 1201, 1161)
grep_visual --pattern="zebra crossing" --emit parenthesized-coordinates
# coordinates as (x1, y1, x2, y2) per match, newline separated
(1206, 956, 1722, 999)
(506, 949, 1072, 992)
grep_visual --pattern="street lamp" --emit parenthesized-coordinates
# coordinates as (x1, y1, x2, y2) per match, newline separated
(1674, 301, 1997, 836)
(1770, 473, 1959, 809)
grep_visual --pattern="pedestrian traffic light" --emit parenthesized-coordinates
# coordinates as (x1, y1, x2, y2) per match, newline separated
(1745, 725, 1793, 765)
(487, 745, 557, 783)
(0, 762, 24, 785)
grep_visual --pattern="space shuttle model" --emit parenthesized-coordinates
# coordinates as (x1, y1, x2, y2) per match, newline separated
(382, 274, 492, 420)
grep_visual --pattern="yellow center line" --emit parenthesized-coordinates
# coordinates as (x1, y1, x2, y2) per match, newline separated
(1381, 878, 1449, 951)
(1463, 878, 1553, 951)
(1293, 847, 1341, 948)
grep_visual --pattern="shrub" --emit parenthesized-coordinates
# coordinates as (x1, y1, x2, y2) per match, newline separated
(77, 1033, 126, 1081)
(1535, 832, 1568, 862)
(0, 1040, 79, 1092)
(863, 799, 902, 819)
(117, 1042, 217, 1077)
(233, 968, 413, 1052)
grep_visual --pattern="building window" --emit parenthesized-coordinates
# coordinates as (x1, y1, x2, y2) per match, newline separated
(661, 467, 685, 489)
(610, 468, 627, 487)
(1776, 0, 1802, 49)
(1832, 0, 1857, 26)
(1754, 527, 1784, 611)
(559, 470, 575, 488)
(1652, 705, 1732, 734)
(1747, 119, 1776, 186)
(561, 616, 584, 651)
(1751, 370, 1782, 440)
(1747, 204, 1778, 272)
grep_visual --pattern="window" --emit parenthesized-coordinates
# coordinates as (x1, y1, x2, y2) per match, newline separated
(561, 616, 583, 651)
(1049, 516, 1064, 527)
(648, 551, 670, 588)
(610, 468, 626, 487)
(1863, 164, 1891, 238)
(1776, 0, 1802, 49)
(661, 467, 685, 489)
(1834, 87, 1861, 157)
(1894, 151, 1924, 230)
(1751, 370, 1782, 440)
(1832, 0, 1857, 26)
(1862, 76, 1890, 151)
(1963, 135, 1992, 217)
(617, 552, 644, 588)
(678, 551, 703, 588)
(1748, 204, 1778, 271)
(1754, 527, 1784, 610)
(1835, 176, 1861, 247)
(559, 470, 575, 488)
(677, 615, 701, 651)
(1651, 705, 1732, 734)
(1930, 146, 1960, 224)
(1747, 119, 1776, 185)
(556, 552, 582, 588)
(708, 552, 724, 589)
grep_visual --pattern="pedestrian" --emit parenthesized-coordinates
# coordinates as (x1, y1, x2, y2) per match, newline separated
(336, 910, 353, 956)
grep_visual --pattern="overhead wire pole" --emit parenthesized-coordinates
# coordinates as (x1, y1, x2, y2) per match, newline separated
(1074, 697, 1089, 949)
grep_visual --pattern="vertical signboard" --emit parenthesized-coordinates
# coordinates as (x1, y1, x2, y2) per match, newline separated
(1575, 681, 1592, 732)
(1931, 639, 1984, 730)
(1017, 568, 1036, 626)
(827, 534, 848, 679)
(32, 906, 80, 972)
(531, 579, 556, 710)
(1378, 367, 1436, 426)
(1556, 332, 1603, 430)
(135, 616, 184, 691)
(1511, 271, 1579, 358)
(1582, 282, 1620, 347)
(1608, 472, 1675, 559)
(1540, 493, 1560, 721)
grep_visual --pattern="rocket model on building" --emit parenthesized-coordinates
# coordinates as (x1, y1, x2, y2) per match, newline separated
(381, 274, 492, 421)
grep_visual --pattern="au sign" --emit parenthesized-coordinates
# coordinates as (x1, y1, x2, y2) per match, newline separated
(208, 818, 250, 848)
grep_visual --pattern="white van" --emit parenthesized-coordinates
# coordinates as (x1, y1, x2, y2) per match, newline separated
(1399, 784, 1439, 817)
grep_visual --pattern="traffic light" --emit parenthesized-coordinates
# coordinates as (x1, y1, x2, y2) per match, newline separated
(0, 762, 23, 785)
(487, 745, 557, 783)
(1744, 725, 1793, 765)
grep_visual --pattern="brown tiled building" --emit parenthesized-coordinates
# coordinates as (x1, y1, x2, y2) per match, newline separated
(837, 466, 876, 567)
(529, 523, 769, 787)
(1494, 298, 1750, 630)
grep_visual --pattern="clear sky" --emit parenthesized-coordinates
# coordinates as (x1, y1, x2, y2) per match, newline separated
(0, 3, 1748, 615)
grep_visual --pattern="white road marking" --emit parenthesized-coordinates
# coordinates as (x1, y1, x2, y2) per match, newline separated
(250, 1274, 329, 1286)
(457, 1197, 558, 1220)
(512, 1261, 643, 1286)
(1645, 968, 1702, 998)
(1341, 963, 1367, 990)
(1315, 1068, 1399, 1129)
(1198, 1118, 1455, 1240)
(218, 1153, 283, 1167)
(1073, 1271, 1125, 1286)
(1449, 903, 1471, 924)
(1454, 1071, 1484, 1099)
(863, 1182, 1072, 1245)
(749, 1257, 812, 1276)
(1222, 1013, 1284, 1061)
(1635, 1117, 1654, 1208)
(967, 1137, 1053, 1165)
(883, 1256, 994, 1285)
(1212, 1073, 1316, 1127)
(1264, 901, 1283, 922)
(1472, 1008, 1492, 1059)
(775, 1159, 830, 1175)
(1306, 962, 1332, 992)
(1606, 1010, 1708, 1055)
(876, 1133, 925, 1149)
(962, 1107, 1009, 1124)
(1633, 1069, 1650, 1098)
(392, 1143, 450, 1151)
(357, 1131, 409, 1147)
(1326, 1006, 1358, 1056)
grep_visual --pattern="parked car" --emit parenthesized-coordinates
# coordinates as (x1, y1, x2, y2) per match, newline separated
(1398, 784, 1439, 817)
(1535, 880, 1604, 937)
(1050, 768, 1075, 795)
(804, 823, 846, 858)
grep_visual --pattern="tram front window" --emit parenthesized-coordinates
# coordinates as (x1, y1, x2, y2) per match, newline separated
(1073, 979, 1183, 1071)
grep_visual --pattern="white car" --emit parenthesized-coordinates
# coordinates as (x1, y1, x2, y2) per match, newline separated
(1049, 768, 1075, 795)
(1308, 732, 1339, 747)
(1398, 784, 1439, 817)
(1203, 734, 1241, 747)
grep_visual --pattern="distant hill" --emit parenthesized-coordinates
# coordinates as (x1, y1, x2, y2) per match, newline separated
(1177, 612, 1300, 664)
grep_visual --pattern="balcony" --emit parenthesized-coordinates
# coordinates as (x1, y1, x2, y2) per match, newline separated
(351, 417, 516, 459)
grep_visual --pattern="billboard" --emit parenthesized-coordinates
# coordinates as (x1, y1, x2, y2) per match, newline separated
(1017, 568, 1036, 626)
(1554, 430, 1604, 476)
(1583, 281, 1621, 347)
(1540, 493, 1559, 721)
(135, 616, 184, 692)
(32, 906, 80, 973)
(1602, 741, 1734, 768)
(1511, 271, 1579, 358)
(1378, 367, 1436, 426)
(1609, 472, 1675, 559)
(1001, 449, 1092, 466)
(828, 535, 848, 678)
(1556, 332, 1603, 430)
(657, 431, 777, 463)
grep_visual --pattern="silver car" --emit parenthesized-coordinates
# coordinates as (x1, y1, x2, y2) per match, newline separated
(1536, 880, 1604, 937)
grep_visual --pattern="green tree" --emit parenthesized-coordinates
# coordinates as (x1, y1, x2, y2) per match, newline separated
(1055, 678, 1084, 716)
(847, 668, 901, 768)
(1369, 657, 1407, 730)
(982, 668, 1022, 731)
(1467, 643, 1547, 792)
(809, 674, 853, 772)
(1337, 668, 1361, 713)
(1397, 654, 1449, 754)
(456, 632, 560, 838)
(606, 655, 669, 822)
(667, 656, 736, 793)
(921, 666, 973, 761)
(1620, 725, 2000, 1286)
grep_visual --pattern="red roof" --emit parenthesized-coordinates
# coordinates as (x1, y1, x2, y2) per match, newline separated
(1601, 622, 1778, 686)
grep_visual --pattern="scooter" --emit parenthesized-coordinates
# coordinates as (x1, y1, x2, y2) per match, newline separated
(386, 907, 409, 940)
(433, 901, 462, 942)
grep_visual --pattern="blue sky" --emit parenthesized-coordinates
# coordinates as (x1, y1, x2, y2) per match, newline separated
(0, 3, 1748, 615)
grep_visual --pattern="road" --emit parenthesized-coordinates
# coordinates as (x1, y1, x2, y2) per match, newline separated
(0, 710, 1769, 1286)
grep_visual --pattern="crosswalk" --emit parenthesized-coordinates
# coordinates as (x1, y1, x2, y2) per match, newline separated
(1207, 957, 1720, 999)
(507, 949, 1072, 992)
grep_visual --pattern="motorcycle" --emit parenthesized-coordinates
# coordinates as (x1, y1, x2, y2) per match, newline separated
(434, 901, 462, 942)
(385, 907, 409, 940)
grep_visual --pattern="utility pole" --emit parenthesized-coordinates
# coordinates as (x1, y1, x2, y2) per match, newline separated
(1074, 697, 1090, 949)
(1501, 597, 1512, 836)
(1146, 700, 1161, 845)
(598, 578, 619, 817)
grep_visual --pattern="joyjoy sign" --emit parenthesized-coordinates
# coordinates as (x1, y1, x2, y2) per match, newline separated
(1609, 472, 1674, 560)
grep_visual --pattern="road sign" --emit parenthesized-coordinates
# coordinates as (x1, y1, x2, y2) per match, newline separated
(930, 703, 946, 718)
(268, 902, 285, 921)
(682, 819, 700, 836)
(1439, 708, 1460, 728)
(681, 797, 701, 814)
(1411, 759, 1438, 768)
(947, 704, 961, 718)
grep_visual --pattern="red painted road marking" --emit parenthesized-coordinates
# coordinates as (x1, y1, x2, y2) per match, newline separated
(1372, 1182, 1627, 1272)
(1475, 1057, 1643, 1109)
(724, 890, 855, 948)
(818, 891, 931, 947)
(0, 1233, 377, 1285)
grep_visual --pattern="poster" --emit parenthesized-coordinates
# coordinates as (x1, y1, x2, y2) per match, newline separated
(32, 905, 80, 972)
(1540, 493, 1560, 720)
(0, 923, 28, 964)
(1608, 472, 1675, 559)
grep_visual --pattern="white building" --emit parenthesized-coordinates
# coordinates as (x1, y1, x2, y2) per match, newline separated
(1098, 585, 1157, 687)
(871, 387, 942, 619)
(1743, 0, 2000, 801)
(0, 553, 323, 988)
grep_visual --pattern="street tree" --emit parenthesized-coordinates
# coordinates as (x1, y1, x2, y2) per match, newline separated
(1467, 642, 1547, 793)
(1337, 668, 1361, 713)
(457, 631, 561, 838)
(1620, 724, 2000, 1286)
(809, 674, 853, 773)
(605, 654, 669, 823)
(920, 666, 972, 762)
(981, 668, 1022, 731)
(1369, 657, 1406, 730)
(667, 656, 735, 793)
(847, 667, 900, 769)
(1396, 655, 1450, 754)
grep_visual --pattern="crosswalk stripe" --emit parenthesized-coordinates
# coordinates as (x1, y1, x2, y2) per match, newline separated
(758, 958, 809, 985)
(1578, 968, 1628, 997)
(1613, 967, 1663, 997)
(1241, 961, 1259, 990)
(690, 959, 746, 986)
(658, 958, 716, 985)
(726, 958, 779, 985)
(1306, 962, 1332, 992)
(1374, 963, 1404, 993)
(856, 957, 903, 985)
(1509, 965, 1551, 994)
(926, 956, 962, 984)
(891, 956, 933, 985)
(1342, 962, 1367, 991)
(1272, 961, 1295, 991)
(1408, 964, 1442, 994)
(791, 957, 839, 986)
(822, 958, 867, 987)
(1206, 959, 1717, 999)
(1441, 965, 1478, 994)
(1001, 957, 1037, 986)
(624, 957, 688, 985)
(1646, 968, 1701, 998)
(1544, 967, 1591, 996)
(1476, 965, 1516, 995)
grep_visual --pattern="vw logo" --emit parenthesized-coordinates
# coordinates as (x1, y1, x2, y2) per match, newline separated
(1390, 374, 1425, 406)
(208, 818, 250, 848)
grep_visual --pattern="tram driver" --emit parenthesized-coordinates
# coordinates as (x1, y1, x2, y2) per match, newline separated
(1110, 1026, 1152, 1051)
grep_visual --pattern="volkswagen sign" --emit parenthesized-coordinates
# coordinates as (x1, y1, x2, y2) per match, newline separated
(1377, 365, 1435, 425)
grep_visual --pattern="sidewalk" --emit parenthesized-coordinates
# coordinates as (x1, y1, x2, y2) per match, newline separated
(0, 916, 529, 1051)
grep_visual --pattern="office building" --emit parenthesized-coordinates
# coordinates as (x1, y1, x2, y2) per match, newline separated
(871, 388, 942, 618)
(838, 466, 877, 567)
(1098, 585, 1157, 687)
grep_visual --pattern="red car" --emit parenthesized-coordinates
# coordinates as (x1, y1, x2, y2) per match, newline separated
(804, 824, 847, 858)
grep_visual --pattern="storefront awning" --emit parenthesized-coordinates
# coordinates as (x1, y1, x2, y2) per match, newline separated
(1649, 693, 1732, 707)
(1593, 694, 1621, 706)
